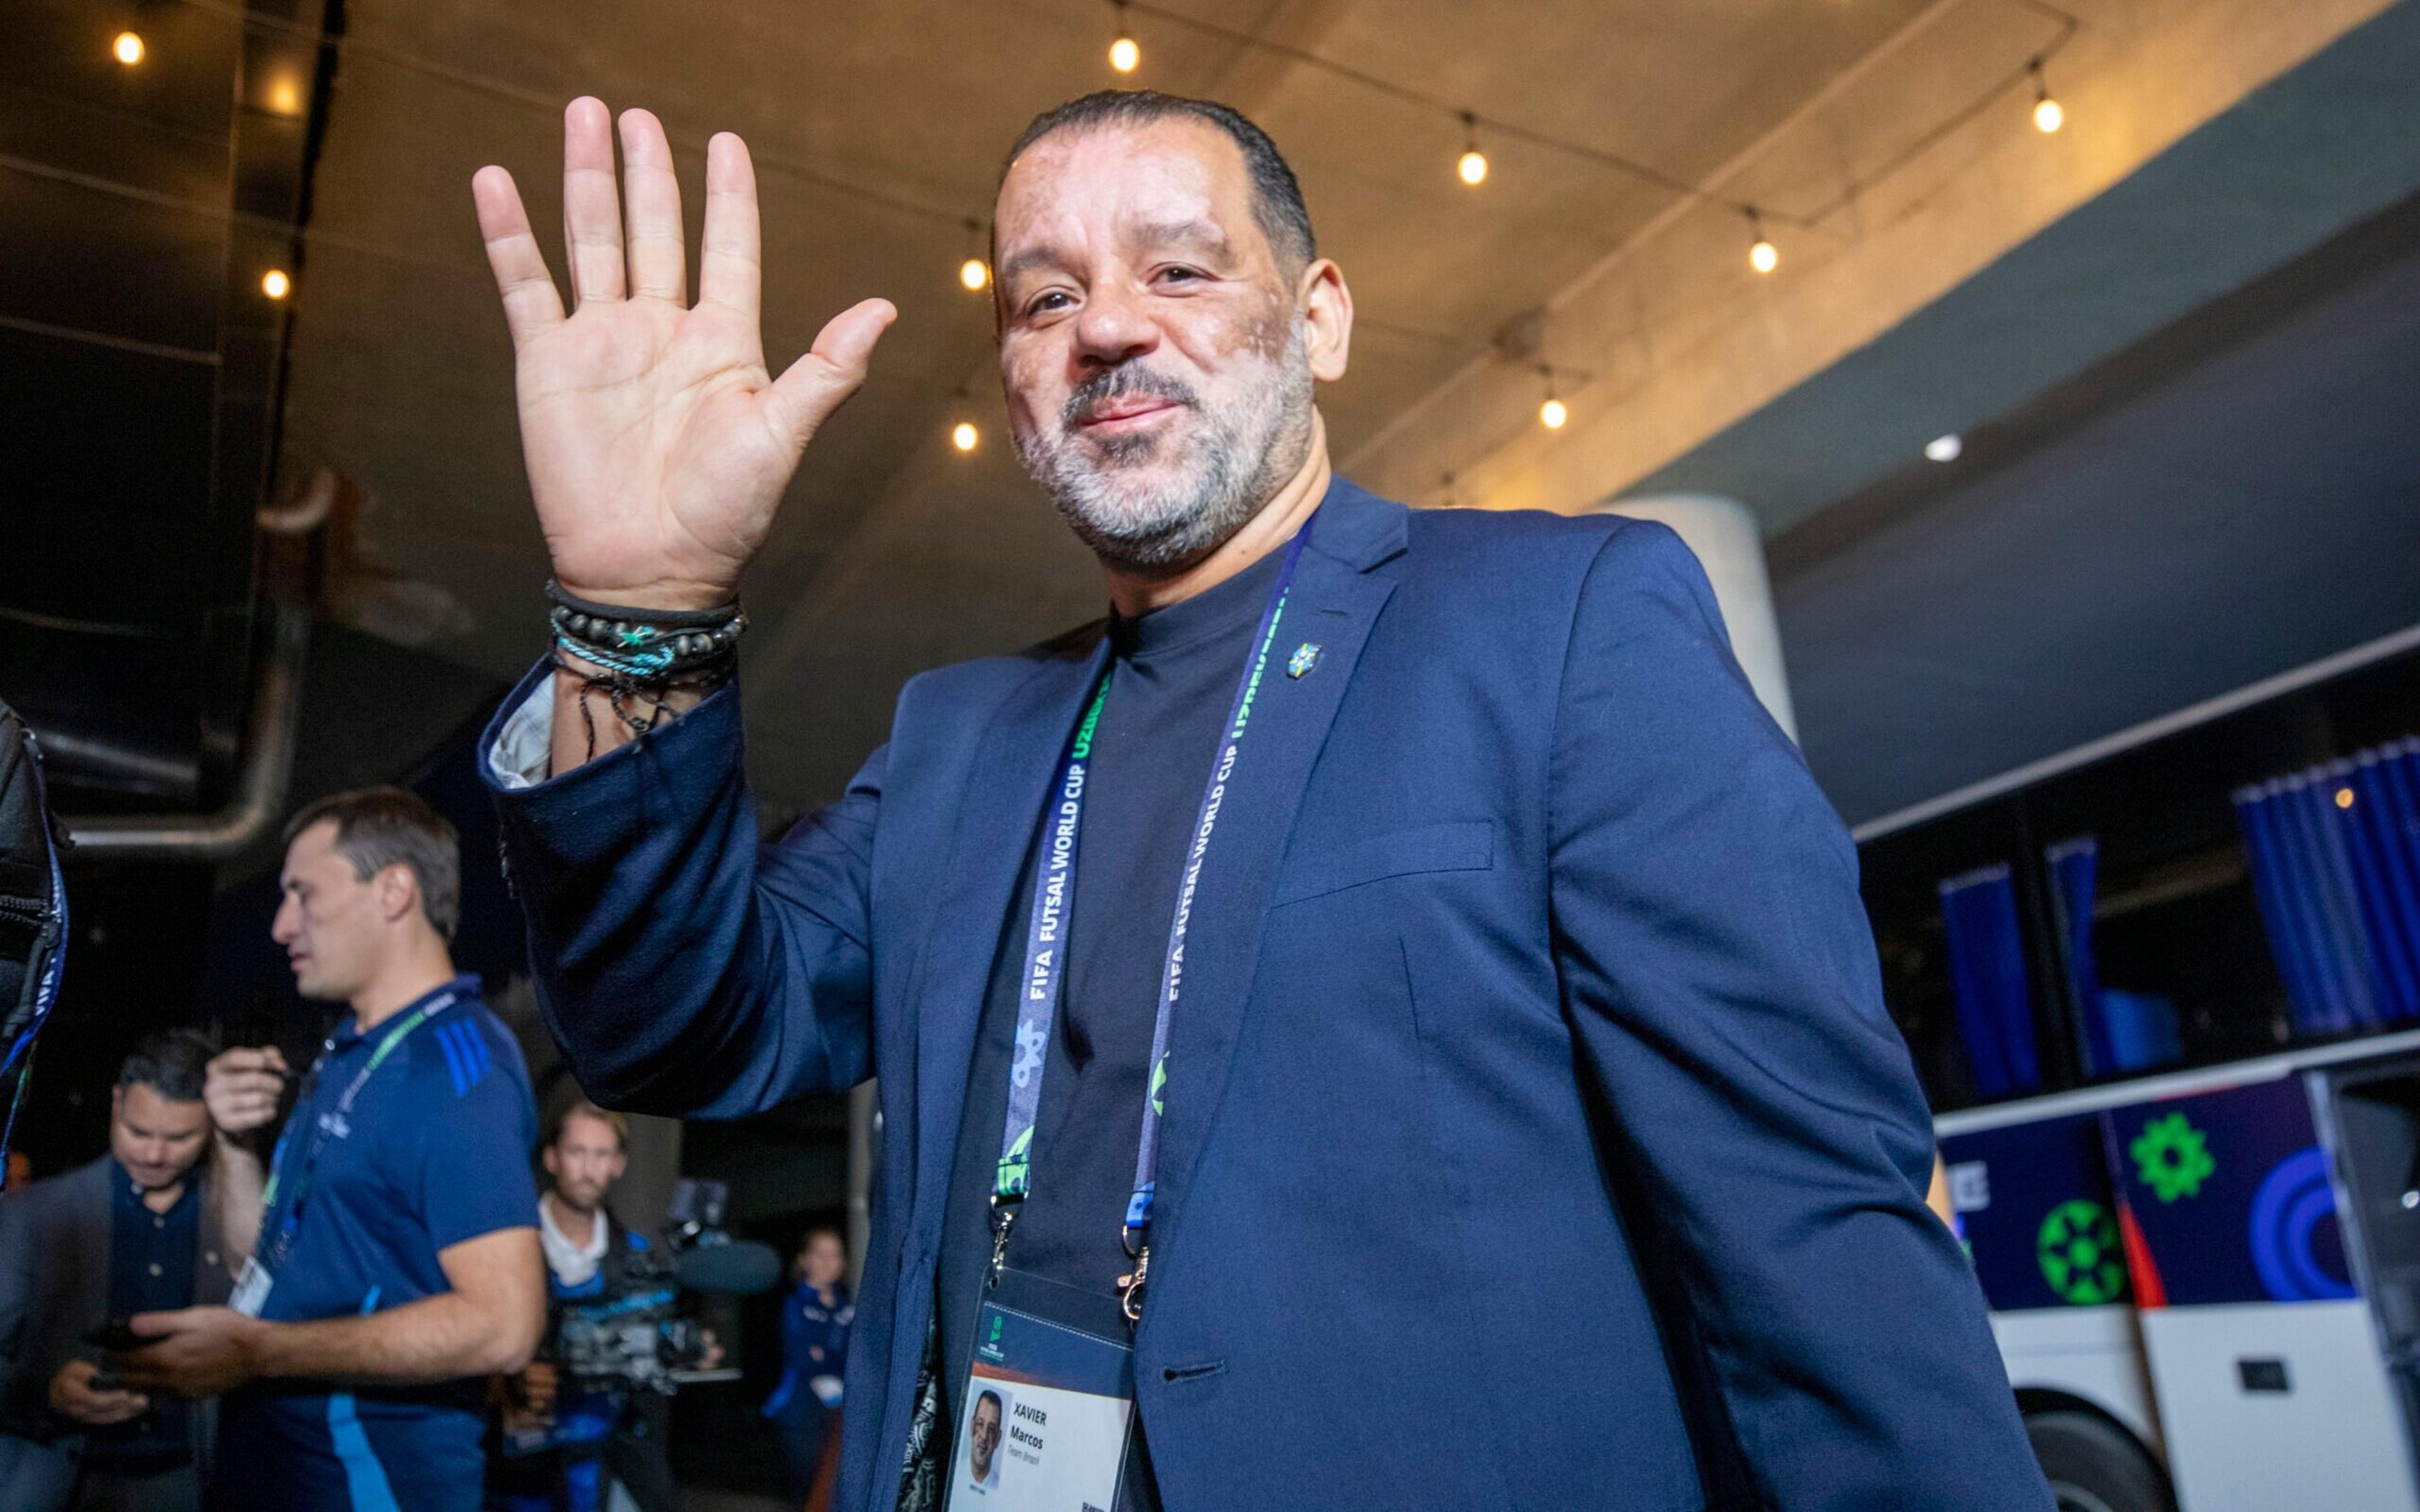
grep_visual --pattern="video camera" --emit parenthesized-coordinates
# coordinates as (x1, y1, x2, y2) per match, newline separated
(553, 1177, 782, 1396)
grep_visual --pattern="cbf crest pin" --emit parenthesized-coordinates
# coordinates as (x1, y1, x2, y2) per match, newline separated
(1287, 642, 1321, 679)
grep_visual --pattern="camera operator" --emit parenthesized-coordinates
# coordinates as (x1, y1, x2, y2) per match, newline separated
(487, 1101, 677, 1512)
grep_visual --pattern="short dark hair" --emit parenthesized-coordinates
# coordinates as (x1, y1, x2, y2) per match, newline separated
(117, 1028, 214, 1102)
(282, 786, 460, 941)
(1004, 90, 1316, 270)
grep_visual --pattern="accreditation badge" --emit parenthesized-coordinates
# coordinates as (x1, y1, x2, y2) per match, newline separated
(228, 1255, 274, 1319)
(955, 1269, 1141, 1511)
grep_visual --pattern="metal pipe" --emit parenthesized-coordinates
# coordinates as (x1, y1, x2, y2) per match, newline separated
(64, 604, 310, 861)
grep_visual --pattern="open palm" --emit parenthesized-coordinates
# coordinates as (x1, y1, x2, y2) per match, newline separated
(472, 99, 893, 612)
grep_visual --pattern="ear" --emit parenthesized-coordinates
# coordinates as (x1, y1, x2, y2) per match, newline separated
(1298, 258, 1353, 384)
(376, 863, 420, 927)
(542, 1145, 561, 1179)
(608, 1150, 628, 1179)
(110, 1084, 125, 1120)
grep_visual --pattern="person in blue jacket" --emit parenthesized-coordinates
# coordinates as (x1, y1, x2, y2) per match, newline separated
(761, 1227, 851, 1497)
(465, 86, 2054, 1511)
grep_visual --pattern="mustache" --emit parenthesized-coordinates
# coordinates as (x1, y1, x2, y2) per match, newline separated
(1061, 365, 1198, 430)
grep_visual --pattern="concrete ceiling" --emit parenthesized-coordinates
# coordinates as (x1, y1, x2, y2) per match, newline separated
(273, 0, 2420, 819)
(1779, 187, 2420, 825)
(279, 0, 1937, 806)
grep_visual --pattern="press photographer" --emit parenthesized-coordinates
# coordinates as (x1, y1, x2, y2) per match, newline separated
(488, 1104, 771, 1512)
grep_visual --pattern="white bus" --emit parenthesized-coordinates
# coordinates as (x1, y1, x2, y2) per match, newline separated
(1856, 626, 2420, 1512)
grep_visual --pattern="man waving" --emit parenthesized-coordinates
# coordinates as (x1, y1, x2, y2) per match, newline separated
(471, 91, 2050, 1511)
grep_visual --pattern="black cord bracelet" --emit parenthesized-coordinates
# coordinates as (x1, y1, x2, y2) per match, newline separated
(543, 579, 739, 629)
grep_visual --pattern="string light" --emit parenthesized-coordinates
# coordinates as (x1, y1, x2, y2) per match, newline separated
(1456, 112, 1488, 187)
(957, 219, 989, 292)
(952, 420, 980, 453)
(261, 268, 292, 299)
(1538, 367, 1567, 431)
(112, 32, 145, 66)
(2031, 60, 2064, 134)
(1924, 433, 1962, 462)
(1109, 1, 1139, 73)
(1746, 209, 1778, 275)
(2337, 787, 2357, 810)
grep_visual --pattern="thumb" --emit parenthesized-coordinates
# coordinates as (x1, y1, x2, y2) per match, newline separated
(763, 298, 896, 455)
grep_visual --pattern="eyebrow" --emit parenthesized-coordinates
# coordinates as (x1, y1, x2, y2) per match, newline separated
(996, 218, 1236, 286)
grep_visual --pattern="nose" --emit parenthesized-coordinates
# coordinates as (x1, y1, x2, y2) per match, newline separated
(271, 893, 299, 945)
(1071, 278, 1158, 370)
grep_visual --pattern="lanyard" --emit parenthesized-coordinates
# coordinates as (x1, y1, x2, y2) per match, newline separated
(255, 988, 456, 1272)
(989, 513, 1316, 1322)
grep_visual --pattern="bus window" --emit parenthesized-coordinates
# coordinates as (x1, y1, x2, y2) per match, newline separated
(2234, 738, 2420, 1033)
(1939, 864, 2044, 1098)
(2042, 837, 2182, 1076)
(1862, 801, 2058, 1113)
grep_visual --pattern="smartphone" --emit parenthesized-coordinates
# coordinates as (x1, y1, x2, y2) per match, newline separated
(83, 1320, 151, 1353)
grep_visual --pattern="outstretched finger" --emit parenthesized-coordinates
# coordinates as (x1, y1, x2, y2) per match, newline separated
(471, 166, 563, 349)
(763, 298, 896, 456)
(617, 109, 686, 304)
(696, 132, 761, 319)
(561, 96, 626, 306)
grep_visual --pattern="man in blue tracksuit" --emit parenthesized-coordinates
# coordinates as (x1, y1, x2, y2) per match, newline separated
(761, 1226, 852, 1496)
(118, 787, 546, 1511)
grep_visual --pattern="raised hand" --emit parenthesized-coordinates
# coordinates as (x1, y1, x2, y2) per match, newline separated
(205, 1046, 286, 1137)
(472, 100, 894, 612)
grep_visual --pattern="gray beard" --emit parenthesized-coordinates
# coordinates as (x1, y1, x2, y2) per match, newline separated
(1013, 323, 1315, 575)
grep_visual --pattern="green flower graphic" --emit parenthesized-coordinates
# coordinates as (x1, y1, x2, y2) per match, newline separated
(2131, 1111, 2215, 1203)
(2037, 1199, 2128, 1305)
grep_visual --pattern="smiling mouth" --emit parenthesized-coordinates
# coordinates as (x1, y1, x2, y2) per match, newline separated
(1076, 398, 1184, 432)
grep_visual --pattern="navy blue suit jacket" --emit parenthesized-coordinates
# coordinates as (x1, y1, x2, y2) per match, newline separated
(485, 479, 2051, 1511)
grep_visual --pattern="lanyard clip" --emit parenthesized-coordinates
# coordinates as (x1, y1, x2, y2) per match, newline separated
(1116, 1244, 1150, 1325)
(986, 1198, 1018, 1290)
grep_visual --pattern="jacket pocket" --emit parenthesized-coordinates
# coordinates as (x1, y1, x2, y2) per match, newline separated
(1272, 819, 1494, 907)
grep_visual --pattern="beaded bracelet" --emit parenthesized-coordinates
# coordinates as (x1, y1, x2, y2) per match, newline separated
(544, 580, 747, 679)
(543, 580, 747, 759)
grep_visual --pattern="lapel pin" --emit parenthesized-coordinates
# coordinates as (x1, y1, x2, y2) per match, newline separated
(1287, 642, 1321, 679)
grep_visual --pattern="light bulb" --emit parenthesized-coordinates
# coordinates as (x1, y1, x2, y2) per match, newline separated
(1749, 238, 1778, 275)
(113, 32, 145, 66)
(261, 269, 292, 299)
(1540, 398, 1568, 431)
(1110, 35, 1140, 72)
(952, 421, 979, 453)
(959, 258, 990, 292)
(2337, 787, 2357, 810)
(1457, 149, 1489, 187)
(268, 77, 303, 116)
(2033, 96, 2065, 134)
(1924, 433, 1962, 463)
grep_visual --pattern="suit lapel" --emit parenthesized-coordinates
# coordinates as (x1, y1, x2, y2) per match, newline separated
(1143, 486, 1403, 1257)
(908, 634, 1112, 1219)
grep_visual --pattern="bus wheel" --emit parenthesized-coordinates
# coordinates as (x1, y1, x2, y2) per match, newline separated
(2025, 1409, 2171, 1512)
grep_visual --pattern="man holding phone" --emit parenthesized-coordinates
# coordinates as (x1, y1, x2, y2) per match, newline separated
(0, 1029, 235, 1512)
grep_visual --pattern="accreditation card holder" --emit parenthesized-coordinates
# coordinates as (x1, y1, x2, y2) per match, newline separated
(955, 1267, 1144, 1511)
(228, 1255, 273, 1319)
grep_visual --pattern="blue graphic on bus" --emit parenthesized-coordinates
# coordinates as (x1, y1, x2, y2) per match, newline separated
(2248, 1146, 2356, 1302)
